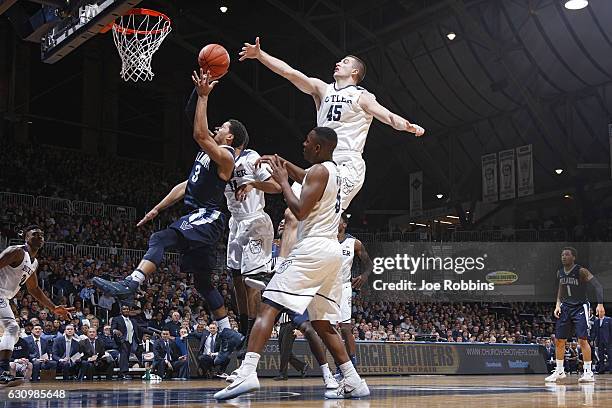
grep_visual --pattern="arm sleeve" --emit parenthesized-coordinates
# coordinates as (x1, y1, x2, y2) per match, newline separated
(588, 276, 604, 303)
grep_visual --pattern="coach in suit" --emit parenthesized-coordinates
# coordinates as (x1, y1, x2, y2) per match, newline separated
(52, 324, 81, 380)
(78, 328, 114, 380)
(26, 324, 57, 381)
(197, 322, 222, 378)
(153, 329, 188, 379)
(111, 305, 140, 379)
(592, 314, 612, 373)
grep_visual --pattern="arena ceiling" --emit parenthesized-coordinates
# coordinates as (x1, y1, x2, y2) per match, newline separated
(8, 0, 612, 214)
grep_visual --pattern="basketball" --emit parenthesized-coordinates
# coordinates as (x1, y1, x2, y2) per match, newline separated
(198, 44, 230, 80)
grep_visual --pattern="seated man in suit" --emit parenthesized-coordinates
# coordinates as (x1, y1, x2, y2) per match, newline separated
(78, 328, 114, 380)
(99, 325, 120, 362)
(111, 306, 140, 379)
(136, 333, 155, 368)
(26, 324, 57, 381)
(198, 322, 222, 378)
(52, 324, 81, 380)
(153, 329, 188, 379)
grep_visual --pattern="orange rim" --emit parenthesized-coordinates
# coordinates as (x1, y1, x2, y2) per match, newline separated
(113, 8, 171, 35)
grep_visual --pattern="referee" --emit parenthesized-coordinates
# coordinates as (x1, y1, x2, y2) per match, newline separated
(274, 312, 307, 380)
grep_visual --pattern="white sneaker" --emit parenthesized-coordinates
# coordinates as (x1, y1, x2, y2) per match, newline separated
(226, 370, 240, 383)
(545, 370, 567, 382)
(578, 371, 595, 382)
(214, 372, 260, 400)
(324, 379, 370, 399)
(324, 374, 339, 389)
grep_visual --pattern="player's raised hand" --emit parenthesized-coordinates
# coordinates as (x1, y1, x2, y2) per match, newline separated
(554, 305, 561, 319)
(255, 154, 284, 168)
(268, 155, 288, 184)
(192, 69, 218, 97)
(53, 305, 74, 320)
(239, 37, 261, 61)
(137, 208, 159, 227)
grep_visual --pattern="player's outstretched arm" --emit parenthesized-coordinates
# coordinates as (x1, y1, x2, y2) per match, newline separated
(358, 93, 425, 136)
(234, 177, 281, 202)
(192, 68, 234, 180)
(352, 239, 374, 290)
(268, 157, 327, 221)
(0, 246, 24, 269)
(239, 37, 327, 99)
(25, 272, 73, 320)
(137, 181, 188, 227)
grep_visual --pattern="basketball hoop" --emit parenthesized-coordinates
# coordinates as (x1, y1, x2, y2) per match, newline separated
(111, 8, 171, 82)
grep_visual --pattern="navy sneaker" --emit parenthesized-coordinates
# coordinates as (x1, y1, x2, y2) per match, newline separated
(245, 272, 273, 291)
(215, 328, 245, 366)
(92, 277, 139, 306)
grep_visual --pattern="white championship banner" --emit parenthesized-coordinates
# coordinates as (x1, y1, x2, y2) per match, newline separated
(499, 149, 516, 200)
(516, 144, 534, 197)
(481, 153, 498, 203)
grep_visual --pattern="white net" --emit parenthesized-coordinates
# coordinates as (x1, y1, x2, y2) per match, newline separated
(112, 10, 171, 82)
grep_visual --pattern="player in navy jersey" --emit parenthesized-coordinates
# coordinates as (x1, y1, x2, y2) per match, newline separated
(93, 69, 244, 352)
(545, 247, 605, 383)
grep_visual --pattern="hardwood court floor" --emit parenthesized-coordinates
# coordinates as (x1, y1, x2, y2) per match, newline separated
(2, 374, 611, 407)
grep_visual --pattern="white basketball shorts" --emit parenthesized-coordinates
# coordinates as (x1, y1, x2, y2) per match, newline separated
(226, 211, 274, 276)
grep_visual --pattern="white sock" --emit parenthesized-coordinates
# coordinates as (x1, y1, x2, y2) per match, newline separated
(129, 270, 146, 284)
(584, 361, 592, 372)
(240, 352, 260, 376)
(320, 363, 332, 378)
(556, 359, 565, 372)
(216, 317, 231, 331)
(339, 361, 360, 387)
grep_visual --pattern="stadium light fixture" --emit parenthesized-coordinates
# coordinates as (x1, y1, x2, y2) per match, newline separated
(446, 32, 456, 41)
(564, 194, 572, 199)
(447, 215, 459, 219)
(555, 168, 563, 175)
(416, 223, 427, 227)
(220, 6, 228, 13)
(564, 0, 588, 10)
(440, 220, 453, 225)
(436, 193, 444, 199)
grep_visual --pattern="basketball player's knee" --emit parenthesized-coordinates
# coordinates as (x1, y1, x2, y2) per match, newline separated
(145, 230, 176, 265)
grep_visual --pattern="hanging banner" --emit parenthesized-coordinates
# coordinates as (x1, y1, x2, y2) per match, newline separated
(498, 149, 516, 200)
(481, 153, 498, 203)
(516, 144, 534, 197)
(410, 171, 423, 217)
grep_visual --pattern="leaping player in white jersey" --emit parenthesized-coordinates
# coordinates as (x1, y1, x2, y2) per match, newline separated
(0, 225, 73, 386)
(214, 127, 369, 400)
(333, 213, 373, 377)
(239, 37, 425, 263)
(225, 147, 281, 356)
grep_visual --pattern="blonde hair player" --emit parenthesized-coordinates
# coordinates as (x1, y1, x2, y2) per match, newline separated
(239, 37, 425, 265)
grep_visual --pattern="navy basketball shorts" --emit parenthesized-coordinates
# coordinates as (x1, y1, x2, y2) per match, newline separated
(170, 208, 225, 273)
(555, 303, 590, 340)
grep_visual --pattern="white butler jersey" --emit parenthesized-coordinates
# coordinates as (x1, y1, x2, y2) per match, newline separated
(0, 246, 38, 299)
(340, 235, 356, 283)
(297, 161, 341, 241)
(316, 83, 374, 154)
(224, 149, 272, 217)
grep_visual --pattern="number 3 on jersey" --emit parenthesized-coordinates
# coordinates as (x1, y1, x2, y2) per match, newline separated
(327, 105, 342, 122)
(191, 164, 201, 183)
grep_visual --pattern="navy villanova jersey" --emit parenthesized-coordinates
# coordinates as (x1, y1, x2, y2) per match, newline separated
(558, 264, 588, 306)
(184, 146, 235, 210)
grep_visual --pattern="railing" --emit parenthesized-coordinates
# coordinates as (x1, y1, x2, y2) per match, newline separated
(0, 192, 138, 220)
(8, 239, 179, 264)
